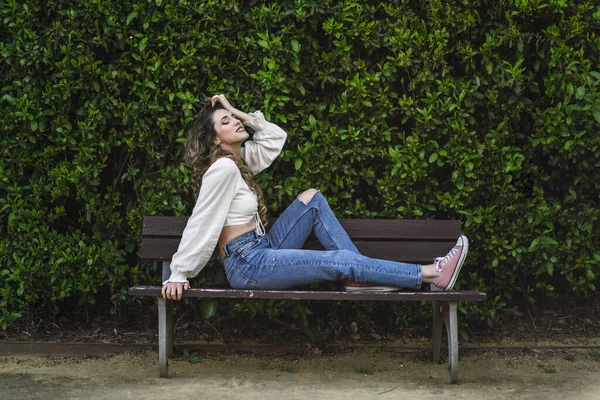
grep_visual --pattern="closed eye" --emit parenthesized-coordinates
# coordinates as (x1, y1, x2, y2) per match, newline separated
(220, 113, 235, 125)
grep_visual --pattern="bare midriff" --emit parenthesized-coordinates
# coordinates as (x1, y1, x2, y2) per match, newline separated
(218, 217, 257, 255)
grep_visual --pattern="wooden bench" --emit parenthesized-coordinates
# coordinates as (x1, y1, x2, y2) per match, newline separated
(129, 216, 487, 383)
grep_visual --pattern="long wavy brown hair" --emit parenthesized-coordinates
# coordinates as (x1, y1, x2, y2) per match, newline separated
(184, 99, 268, 228)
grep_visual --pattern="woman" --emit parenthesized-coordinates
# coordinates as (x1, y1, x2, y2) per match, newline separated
(162, 95, 468, 300)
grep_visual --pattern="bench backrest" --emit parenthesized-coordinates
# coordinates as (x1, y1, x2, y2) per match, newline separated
(141, 217, 461, 265)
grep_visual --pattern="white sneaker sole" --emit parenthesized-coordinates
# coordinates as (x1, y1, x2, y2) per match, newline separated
(344, 285, 402, 293)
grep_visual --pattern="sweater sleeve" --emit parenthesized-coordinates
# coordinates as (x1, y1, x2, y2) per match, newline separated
(241, 111, 288, 175)
(164, 158, 239, 285)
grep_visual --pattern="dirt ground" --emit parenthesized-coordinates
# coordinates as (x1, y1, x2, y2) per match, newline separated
(1, 345, 600, 400)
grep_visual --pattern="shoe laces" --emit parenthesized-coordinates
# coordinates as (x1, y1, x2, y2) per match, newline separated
(434, 247, 459, 272)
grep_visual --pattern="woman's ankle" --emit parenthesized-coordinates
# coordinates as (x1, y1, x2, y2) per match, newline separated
(421, 264, 441, 283)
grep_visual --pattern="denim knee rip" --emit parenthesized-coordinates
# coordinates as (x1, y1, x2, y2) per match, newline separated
(296, 190, 344, 250)
(297, 189, 321, 205)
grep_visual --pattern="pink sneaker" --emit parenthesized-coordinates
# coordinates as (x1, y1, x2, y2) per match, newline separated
(433, 236, 469, 291)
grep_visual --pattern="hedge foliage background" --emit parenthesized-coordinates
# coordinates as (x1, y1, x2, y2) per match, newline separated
(1, 0, 599, 332)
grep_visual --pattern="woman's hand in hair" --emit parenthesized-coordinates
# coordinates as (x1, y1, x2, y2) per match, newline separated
(211, 94, 254, 123)
(161, 281, 190, 301)
(211, 94, 234, 111)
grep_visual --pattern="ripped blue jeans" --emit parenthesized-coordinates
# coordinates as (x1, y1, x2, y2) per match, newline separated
(220, 191, 422, 290)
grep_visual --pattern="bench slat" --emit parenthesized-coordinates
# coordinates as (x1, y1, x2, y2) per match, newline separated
(143, 216, 461, 240)
(141, 239, 456, 263)
(128, 287, 487, 301)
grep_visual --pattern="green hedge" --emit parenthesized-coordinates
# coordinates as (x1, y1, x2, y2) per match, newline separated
(1, 0, 599, 331)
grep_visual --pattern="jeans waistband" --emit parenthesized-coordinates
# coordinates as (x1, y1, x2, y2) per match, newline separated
(222, 230, 260, 258)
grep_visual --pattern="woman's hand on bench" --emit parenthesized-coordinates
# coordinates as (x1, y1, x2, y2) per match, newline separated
(161, 282, 190, 300)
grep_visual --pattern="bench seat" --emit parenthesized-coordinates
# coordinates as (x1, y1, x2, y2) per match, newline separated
(129, 287, 486, 301)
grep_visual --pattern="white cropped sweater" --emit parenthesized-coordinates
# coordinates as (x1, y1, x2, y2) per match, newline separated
(165, 111, 288, 284)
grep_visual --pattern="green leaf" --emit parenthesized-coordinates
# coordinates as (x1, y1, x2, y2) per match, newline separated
(298, 84, 305, 96)
(139, 37, 148, 52)
(586, 269, 595, 280)
(291, 39, 299, 52)
(199, 300, 217, 319)
(593, 109, 600, 125)
(590, 71, 600, 81)
(294, 158, 303, 170)
(155, 0, 163, 6)
(564, 140, 574, 150)
(126, 10, 137, 26)
(257, 40, 268, 49)
(428, 153, 438, 163)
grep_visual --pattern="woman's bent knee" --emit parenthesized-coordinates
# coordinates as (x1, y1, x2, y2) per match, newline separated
(297, 188, 319, 205)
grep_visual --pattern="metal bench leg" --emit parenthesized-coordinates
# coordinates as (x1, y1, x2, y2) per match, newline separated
(167, 300, 174, 358)
(158, 261, 176, 377)
(161, 261, 174, 359)
(158, 297, 170, 378)
(432, 300, 443, 363)
(443, 301, 459, 384)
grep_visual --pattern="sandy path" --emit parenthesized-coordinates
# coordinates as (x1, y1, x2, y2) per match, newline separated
(1, 347, 600, 400)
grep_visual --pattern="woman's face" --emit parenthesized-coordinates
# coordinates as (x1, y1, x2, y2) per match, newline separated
(212, 109, 248, 147)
